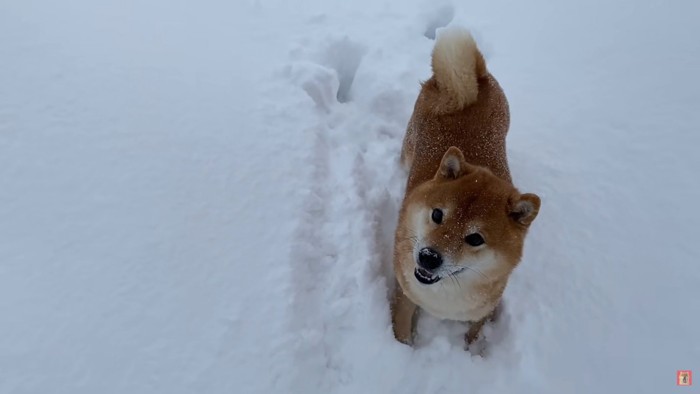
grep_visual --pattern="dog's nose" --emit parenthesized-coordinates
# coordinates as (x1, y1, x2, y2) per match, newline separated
(418, 247, 443, 270)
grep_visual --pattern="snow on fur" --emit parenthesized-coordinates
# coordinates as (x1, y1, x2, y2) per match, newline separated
(1, 0, 699, 393)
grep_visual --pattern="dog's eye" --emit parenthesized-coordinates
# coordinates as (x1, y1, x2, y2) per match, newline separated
(431, 208, 443, 224)
(464, 233, 485, 246)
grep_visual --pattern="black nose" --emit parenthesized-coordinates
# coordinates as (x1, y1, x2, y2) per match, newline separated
(418, 247, 443, 270)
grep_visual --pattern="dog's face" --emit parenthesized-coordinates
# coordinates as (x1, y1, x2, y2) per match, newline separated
(403, 147, 540, 286)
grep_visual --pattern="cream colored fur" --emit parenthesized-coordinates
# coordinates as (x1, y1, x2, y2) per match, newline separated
(401, 205, 504, 321)
(430, 27, 481, 113)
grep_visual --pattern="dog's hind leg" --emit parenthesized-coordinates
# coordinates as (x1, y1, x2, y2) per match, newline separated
(391, 284, 418, 345)
(400, 115, 417, 170)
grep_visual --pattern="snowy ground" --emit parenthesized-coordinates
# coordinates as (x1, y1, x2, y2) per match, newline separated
(1, 0, 699, 393)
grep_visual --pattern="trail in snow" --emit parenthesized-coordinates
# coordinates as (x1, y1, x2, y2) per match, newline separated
(285, 35, 405, 391)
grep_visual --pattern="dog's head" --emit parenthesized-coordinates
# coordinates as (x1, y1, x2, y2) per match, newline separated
(403, 146, 540, 286)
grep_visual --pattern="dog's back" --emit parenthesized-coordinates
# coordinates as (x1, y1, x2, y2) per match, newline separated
(401, 28, 511, 190)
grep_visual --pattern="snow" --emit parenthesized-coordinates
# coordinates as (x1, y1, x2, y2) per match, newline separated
(1, 0, 699, 393)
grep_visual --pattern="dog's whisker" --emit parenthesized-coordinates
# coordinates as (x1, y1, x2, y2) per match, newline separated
(452, 272, 462, 290)
(463, 266, 490, 281)
(447, 271, 460, 290)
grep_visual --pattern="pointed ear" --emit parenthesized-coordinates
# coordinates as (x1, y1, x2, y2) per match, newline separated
(509, 193, 541, 226)
(436, 146, 472, 179)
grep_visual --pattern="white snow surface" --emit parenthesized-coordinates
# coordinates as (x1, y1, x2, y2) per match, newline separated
(1, 0, 700, 393)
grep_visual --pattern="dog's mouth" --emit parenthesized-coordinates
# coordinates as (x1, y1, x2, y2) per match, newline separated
(414, 266, 470, 285)
(414, 267, 441, 285)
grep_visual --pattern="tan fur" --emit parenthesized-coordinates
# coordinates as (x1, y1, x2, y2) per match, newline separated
(391, 27, 541, 347)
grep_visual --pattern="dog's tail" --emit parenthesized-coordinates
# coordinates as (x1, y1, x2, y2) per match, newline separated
(430, 27, 487, 114)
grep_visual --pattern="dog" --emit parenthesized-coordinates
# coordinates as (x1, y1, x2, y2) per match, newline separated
(391, 26, 541, 347)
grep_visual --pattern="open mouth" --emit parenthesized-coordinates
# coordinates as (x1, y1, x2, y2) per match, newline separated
(414, 267, 441, 285)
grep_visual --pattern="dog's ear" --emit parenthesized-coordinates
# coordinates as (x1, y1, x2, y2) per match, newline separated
(436, 146, 473, 179)
(508, 193, 541, 226)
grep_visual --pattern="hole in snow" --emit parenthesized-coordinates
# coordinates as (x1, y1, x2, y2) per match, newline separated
(424, 5, 455, 40)
(322, 38, 366, 103)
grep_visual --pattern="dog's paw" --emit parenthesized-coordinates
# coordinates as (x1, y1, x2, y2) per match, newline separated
(396, 336, 415, 347)
(464, 333, 487, 356)
(393, 325, 416, 347)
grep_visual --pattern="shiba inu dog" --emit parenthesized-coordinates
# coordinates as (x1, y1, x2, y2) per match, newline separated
(391, 27, 541, 347)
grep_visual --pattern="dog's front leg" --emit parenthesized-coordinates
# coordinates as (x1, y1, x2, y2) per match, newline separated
(465, 316, 488, 345)
(465, 303, 500, 346)
(391, 285, 418, 345)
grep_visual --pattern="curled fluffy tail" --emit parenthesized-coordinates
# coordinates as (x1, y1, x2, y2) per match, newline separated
(430, 27, 487, 114)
